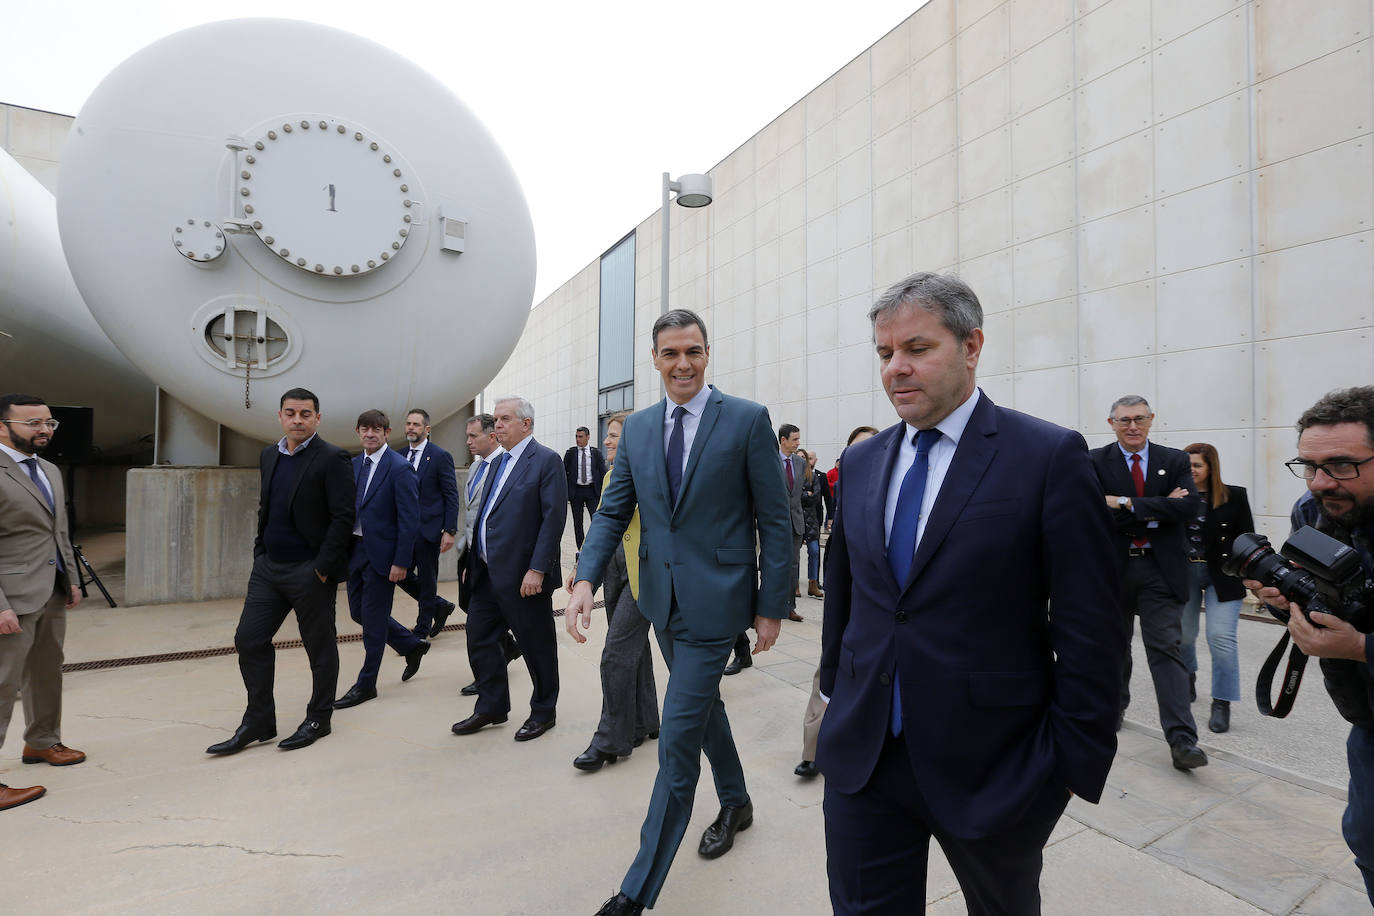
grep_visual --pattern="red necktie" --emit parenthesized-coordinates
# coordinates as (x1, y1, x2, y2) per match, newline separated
(1130, 453, 1147, 548)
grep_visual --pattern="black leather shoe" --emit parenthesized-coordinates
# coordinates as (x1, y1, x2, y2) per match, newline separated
(428, 600, 456, 638)
(514, 717, 556, 742)
(1189, 672, 1197, 702)
(1115, 708, 1126, 733)
(278, 719, 330, 750)
(1208, 699, 1230, 733)
(502, 632, 522, 663)
(206, 724, 276, 755)
(333, 684, 378, 709)
(451, 711, 508, 735)
(794, 759, 819, 778)
(722, 653, 751, 676)
(460, 681, 479, 696)
(698, 799, 753, 859)
(1170, 742, 1208, 770)
(595, 893, 644, 915)
(574, 745, 619, 772)
(401, 640, 430, 682)
(632, 730, 659, 748)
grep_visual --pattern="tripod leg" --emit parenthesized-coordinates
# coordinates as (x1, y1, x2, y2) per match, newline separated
(73, 546, 116, 608)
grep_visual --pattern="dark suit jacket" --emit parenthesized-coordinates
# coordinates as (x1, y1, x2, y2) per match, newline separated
(253, 436, 355, 583)
(353, 447, 420, 577)
(1090, 441, 1199, 603)
(817, 394, 1123, 839)
(470, 437, 567, 597)
(409, 440, 459, 543)
(576, 386, 793, 641)
(564, 444, 607, 497)
(783, 451, 805, 536)
(1198, 484, 1255, 603)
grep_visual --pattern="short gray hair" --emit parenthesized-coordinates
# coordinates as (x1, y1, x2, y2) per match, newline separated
(652, 309, 710, 351)
(868, 272, 983, 342)
(1109, 395, 1151, 418)
(495, 396, 535, 424)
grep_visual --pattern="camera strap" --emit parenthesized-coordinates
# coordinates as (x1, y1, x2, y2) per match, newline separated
(1255, 629, 1309, 718)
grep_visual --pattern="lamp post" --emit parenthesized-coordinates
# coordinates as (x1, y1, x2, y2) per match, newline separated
(660, 172, 713, 316)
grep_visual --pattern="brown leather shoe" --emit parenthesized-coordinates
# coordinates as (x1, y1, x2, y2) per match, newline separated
(0, 783, 46, 810)
(807, 580, 824, 598)
(21, 743, 87, 766)
(788, 611, 804, 622)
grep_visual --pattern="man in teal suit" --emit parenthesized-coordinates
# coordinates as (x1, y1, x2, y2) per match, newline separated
(567, 309, 793, 915)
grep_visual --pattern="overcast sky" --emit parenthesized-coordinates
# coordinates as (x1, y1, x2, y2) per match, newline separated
(2, 1, 927, 304)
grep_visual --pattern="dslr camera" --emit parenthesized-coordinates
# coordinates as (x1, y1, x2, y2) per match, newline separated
(1223, 526, 1371, 631)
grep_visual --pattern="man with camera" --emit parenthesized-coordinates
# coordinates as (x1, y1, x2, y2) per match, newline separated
(1247, 386, 1374, 905)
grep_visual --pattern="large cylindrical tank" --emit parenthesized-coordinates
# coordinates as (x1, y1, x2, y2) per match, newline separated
(57, 19, 536, 445)
(0, 147, 154, 452)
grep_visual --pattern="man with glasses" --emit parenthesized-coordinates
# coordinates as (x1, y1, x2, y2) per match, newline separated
(1248, 386, 1374, 904)
(1090, 396, 1206, 770)
(0, 394, 83, 811)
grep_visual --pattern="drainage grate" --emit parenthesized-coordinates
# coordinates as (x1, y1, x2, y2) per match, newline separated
(62, 601, 597, 673)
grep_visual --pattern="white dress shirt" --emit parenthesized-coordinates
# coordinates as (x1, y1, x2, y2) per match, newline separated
(406, 438, 428, 468)
(353, 447, 387, 536)
(479, 437, 531, 561)
(1117, 440, 1160, 537)
(0, 441, 54, 507)
(662, 383, 714, 479)
(883, 388, 981, 555)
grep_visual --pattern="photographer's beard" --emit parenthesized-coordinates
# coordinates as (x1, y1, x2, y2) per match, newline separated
(1315, 488, 1374, 532)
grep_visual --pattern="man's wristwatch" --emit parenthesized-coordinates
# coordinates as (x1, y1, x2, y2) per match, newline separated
(1117, 497, 1131, 510)
(442, 528, 457, 536)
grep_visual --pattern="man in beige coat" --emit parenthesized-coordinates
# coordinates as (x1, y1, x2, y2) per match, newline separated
(0, 393, 84, 811)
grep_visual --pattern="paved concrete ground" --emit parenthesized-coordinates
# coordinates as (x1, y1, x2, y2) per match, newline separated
(3, 532, 1369, 914)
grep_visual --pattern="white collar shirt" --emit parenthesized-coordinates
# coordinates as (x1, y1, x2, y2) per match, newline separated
(662, 384, 714, 479)
(884, 387, 981, 552)
(353, 447, 388, 536)
(479, 437, 531, 560)
(0, 441, 53, 508)
(1117, 440, 1159, 533)
(276, 433, 317, 456)
(406, 438, 428, 468)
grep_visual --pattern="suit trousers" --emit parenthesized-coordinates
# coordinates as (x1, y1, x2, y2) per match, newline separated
(1345, 724, 1374, 905)
(824, 732, 1069, 915)
(466, 559, 558, 721)
(235, 555, 340, 727)
(347, 551, 423, 690)
(0, 579, 66, 752)
(787, 533, 803, 610)
(569, 484, 598, 548)
(397, 535, 445, 634)
(1119, 553, 1198, 746)
(621, 599, 748, 907)
(591, 546, 659, 756)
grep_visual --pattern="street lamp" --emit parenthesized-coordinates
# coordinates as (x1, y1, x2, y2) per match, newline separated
(661, 172, 713, 316)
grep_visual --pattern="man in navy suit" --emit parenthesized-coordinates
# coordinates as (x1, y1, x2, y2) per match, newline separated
(817, 273, 1123, 914)
(1090, 396, 1205, 770)
(396, 408, 460, 638)
(334, 410, 431, 710)
(567, 309, 793, 916)
(565, 426, 607, 549)
(451, 396, 567, 741)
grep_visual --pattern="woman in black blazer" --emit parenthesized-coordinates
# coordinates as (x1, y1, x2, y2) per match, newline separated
(1181, 442, 1255, 734)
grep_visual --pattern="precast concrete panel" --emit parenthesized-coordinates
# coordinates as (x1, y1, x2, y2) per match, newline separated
(873, 75, 913, 137)
(805, 258, 838, 310)
(875, 229, 913, 289)
(837, 244, 873, 299)
(838, 343, 875, 396)
(913, 153, 958, 219)
(838, 156, 872, 212)
(1014, 297, 1078, 370)
(960, 247, 1015, 314)
(981, 311, 1016, 375)
(806, 120, 839, 178)
(807, 214, 839, 267)
(873, 124, 914, 186)
(1076, 0, 1151, 86)
(1255, 427, 1310, 520)
(1077, 131, 1155, 223)
(981, 372, 1015, 407)
(1078, 206, 1156, 291)
(912, 97, 958, 167)
(1010, 27, 1074, 117)
(1014, 228, 1077, 305)
(959, 126, 1013, 200)
(836, 100, 872, 161)
(1155, 176, 1252, 275)
(1253, 0, 1371, 80)
(1076, 57, 1153, 154)
(807, 302, 839, 356)
(1151, 0, 1247, 48)
(1009, 0, 1075, 55)
(1152, 10, 1249, 122)
(1154, 93, 1250, 196)
(1080, 280, 1157, 363)
(1156, 344, 1254, 431)
(1012, 162, 1076, 243)
(1256, 139, 1373, 253)
(914, 1, 957, 62)
(1255, 331, 1374, 429)
(1012, 94, 1076, 177)
(1013, 365, 1078, 428)
(1155, 260, 1252, 352)
(875, 175, 913, 236)
(911, 41, 958, 113)
(873, 18, 913, 87)
(807, 392, 840, 444)
(913, 209, 960, 267)
(959, 66, 1012, 141)
(959, 188, 1013, 258)
(1255, 44, 1373, 166)
(1256, 234, 1374, 340)
(959, 6, 1012, 88)
(835, 53, 872, 113)
(959, 0, 1007, 33)
(1079, 356, 1157, 427)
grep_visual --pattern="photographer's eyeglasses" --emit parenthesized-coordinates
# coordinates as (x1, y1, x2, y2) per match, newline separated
(1285, 455, 1374, 480)
(1, 418, 59, 431)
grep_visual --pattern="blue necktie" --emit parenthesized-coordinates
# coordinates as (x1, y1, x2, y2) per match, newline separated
(408, 448, 419, 469)
(886, 428, 940, 735)
(356, 456, 372, 511)
(23, 458, 62, 572)
(475, 453, 509, 560)
(467, 459, 487, 502)
(666, 405, 686, 505)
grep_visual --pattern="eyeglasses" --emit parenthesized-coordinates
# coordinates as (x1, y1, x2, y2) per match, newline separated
(1, 418, 59, 431)
(1110, 415, 1153, 427)
(1286, 455, 1374, 481)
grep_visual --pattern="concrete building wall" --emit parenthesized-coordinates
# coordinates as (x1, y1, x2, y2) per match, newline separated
(490, 0, 1373, 541)
(1, 103, 72, 194)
